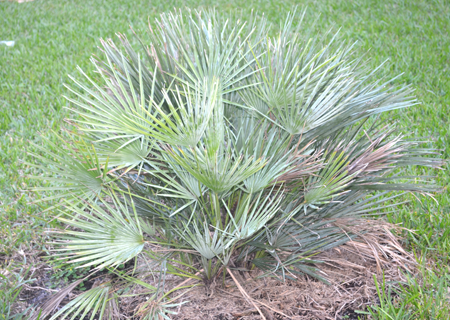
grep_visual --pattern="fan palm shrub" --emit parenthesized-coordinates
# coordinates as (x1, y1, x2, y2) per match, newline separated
(30, 8, 442, 319)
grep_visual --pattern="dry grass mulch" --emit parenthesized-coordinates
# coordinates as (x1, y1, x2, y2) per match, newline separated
(9, 243, 414, 320)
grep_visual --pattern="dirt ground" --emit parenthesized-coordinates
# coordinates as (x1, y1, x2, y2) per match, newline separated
(169, 248, 406, 320)
(11, 241, 413, 320)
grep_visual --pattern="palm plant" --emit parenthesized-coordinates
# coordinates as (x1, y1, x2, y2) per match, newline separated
(30, 8, 442, 319)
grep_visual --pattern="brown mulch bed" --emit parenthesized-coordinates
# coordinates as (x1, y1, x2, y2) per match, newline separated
(169, 248, 406, 320)
(11, 244, 411, 320)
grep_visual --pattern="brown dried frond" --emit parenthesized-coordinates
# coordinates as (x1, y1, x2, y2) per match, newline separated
(276, 141, 324, 185)
(29, 279, 84, 320)
(135, 298, 161, 320)
(333, 218, 416, 274)
(347, 129, 406, 176)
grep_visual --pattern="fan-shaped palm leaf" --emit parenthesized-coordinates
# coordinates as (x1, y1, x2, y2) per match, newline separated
(28, 134, 107, 209)
(166, 144, 266, 195)
(53, 190, 145, 269)
(48, 284, 117, 320)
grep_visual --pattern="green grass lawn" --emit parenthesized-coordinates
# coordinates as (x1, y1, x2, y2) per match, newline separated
(1, 0, 449, 318)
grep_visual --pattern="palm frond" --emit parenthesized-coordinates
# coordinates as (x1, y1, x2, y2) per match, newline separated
(65, 48, 157, 143)
(149, 9, 261, 93)
(234, 121, 293, 193)
(30, 279, 84, 320)
(178, 220, 233, 261)
(49, 284, 117, 320)
(137, 80, 220, 147)
(28, 134, 107, 209)
(303, 150, 356, 209)
(95, 136, 153, 173)
(224, 187, 283, 240)
(165, 144, 265, 195)
(53, 190, 145, 269)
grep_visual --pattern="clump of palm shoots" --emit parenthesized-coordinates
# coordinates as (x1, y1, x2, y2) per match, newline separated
(31, 8, 442, 320)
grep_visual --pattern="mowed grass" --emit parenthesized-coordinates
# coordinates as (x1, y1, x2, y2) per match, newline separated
(0, 0, 449, 317)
